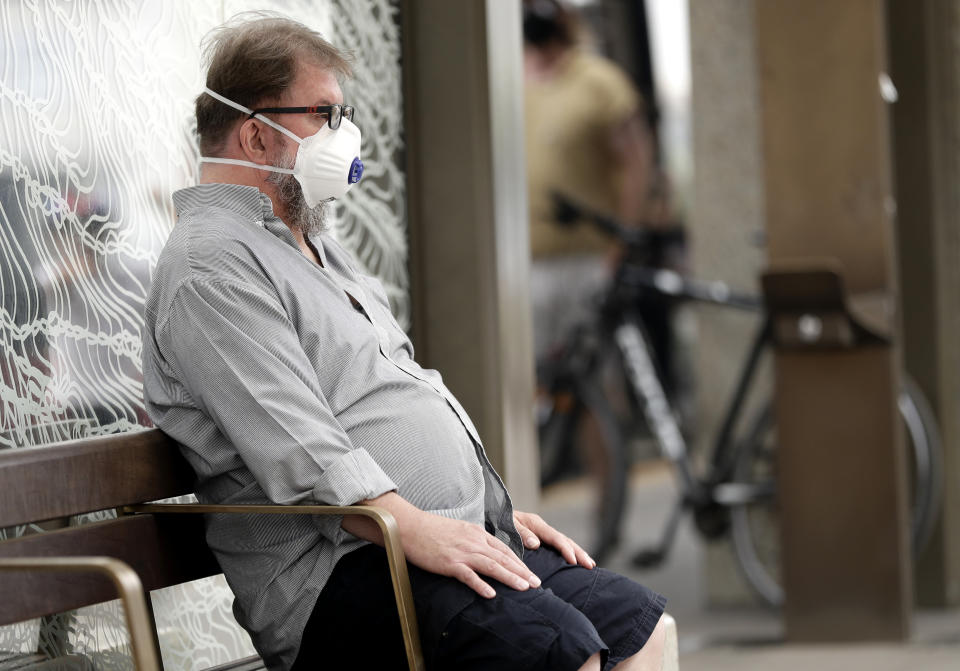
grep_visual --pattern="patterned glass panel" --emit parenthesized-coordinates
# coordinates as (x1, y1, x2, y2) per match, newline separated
(0, 0, 407, 667)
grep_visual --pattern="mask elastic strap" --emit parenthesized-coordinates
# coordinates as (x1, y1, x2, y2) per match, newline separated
(199, 156, 295, 175)
(203, 87, 303, 145)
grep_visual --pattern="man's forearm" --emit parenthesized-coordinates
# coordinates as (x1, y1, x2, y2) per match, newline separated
(340, 490, 420, 545)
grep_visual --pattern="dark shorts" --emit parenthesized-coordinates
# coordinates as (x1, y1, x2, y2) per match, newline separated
(292, 544, 666, 671)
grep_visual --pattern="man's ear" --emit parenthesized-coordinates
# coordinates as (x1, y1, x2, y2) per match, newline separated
(238, 118, 270, 163)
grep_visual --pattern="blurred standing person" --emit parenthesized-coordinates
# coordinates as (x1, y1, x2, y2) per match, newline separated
(523, 0, 658, 361)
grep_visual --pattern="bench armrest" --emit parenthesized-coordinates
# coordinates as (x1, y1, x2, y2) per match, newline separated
(0, 556, 161, 671)
(122, 503, 424, 671)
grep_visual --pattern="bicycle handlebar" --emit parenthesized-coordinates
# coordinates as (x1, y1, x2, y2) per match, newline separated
(552, 193, 762, 311)
(552, 192, 675, 248)
(619, 266, 761, 311)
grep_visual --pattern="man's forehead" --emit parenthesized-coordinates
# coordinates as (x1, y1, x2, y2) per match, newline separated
(284, 62, 343, 105)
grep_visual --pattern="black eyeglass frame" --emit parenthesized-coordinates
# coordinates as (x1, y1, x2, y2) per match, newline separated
(249, 104, 355, 130)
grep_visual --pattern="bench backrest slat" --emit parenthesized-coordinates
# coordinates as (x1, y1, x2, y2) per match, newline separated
(0, 513, 219, 626)
(0, 429, 195, 528)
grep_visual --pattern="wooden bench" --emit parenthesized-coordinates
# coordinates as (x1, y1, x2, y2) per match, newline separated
(0, 429, 681, 670)
(0, 429, 423, 670)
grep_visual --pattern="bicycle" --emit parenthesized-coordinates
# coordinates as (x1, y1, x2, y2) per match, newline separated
(536, 194, 944, 606)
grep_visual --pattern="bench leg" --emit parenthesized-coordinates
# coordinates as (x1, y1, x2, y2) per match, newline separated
(0, 558, 162, 671)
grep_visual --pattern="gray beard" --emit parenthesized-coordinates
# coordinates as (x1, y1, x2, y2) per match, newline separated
(265, 149, 328, 238)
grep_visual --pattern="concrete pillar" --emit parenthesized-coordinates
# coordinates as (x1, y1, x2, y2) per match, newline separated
(887, 0, 960, 607)
(755, 0, 912, 641)
(688, 0, 770, 607)
(401, 0, 539, 511)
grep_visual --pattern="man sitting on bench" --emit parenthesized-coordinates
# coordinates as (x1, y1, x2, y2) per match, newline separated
(142, 13, 666, 671)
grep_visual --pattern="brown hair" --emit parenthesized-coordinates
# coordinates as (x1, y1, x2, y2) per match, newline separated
(196, 12, 352, 156)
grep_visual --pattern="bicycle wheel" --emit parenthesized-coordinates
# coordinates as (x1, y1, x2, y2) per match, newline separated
(729, 378, 944, 607)
(728, 404, 782, 606)
(537, 376, 628, 564)
(579, 377, 629, 563)
(899, 375, 944, 554)
(536, 388, 578, 488)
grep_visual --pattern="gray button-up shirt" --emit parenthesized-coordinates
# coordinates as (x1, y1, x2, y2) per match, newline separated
(142, 183, 521, 670)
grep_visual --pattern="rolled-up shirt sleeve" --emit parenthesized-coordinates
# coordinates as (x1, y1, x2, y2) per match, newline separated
(157, 277, 398, 512)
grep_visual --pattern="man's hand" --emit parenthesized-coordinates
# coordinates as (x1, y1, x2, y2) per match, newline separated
(513, 511, 596, 569)
(403, 512, 541, 598)
(342, 492, 541, 599)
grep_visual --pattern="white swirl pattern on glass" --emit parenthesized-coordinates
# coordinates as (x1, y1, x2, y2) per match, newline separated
(0, 1, 406, 667)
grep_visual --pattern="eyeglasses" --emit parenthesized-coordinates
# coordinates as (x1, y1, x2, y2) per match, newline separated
(249, 104, 355, 130)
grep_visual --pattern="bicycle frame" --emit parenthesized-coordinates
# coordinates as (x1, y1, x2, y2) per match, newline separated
(540, 192, 779, 556)
(707, 317, 772, 484)
(612, 316, 701, 497)
(609, 269, 771, 508)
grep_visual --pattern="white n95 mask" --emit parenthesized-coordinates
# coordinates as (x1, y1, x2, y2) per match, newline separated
(200, 87, 363, 205)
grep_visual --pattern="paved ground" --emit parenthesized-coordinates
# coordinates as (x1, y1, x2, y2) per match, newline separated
(539, 461, 960, 670)
(679, 645, 960, 671)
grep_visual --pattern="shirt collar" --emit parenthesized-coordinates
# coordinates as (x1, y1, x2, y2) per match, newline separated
(172, 183, 300, 250)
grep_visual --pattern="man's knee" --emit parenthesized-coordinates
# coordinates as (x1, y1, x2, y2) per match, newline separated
(613, 614, 667, 671)
(577, 651, 604, 671)
(434, 584, 606, 671)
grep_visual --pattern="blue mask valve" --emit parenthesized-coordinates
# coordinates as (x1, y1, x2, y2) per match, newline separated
(348, 158, 364, 184)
